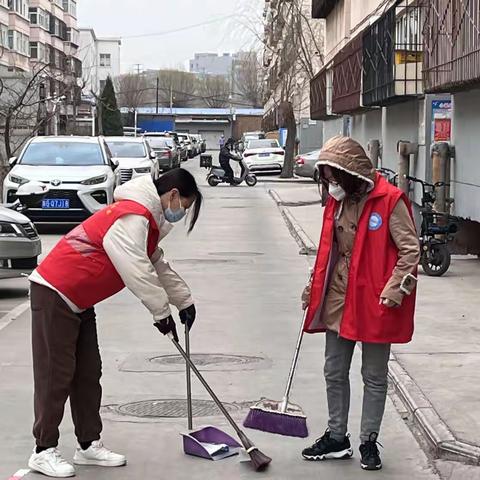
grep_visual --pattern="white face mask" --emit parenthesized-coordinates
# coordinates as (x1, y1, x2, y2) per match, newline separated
(328, 183, 346, 201)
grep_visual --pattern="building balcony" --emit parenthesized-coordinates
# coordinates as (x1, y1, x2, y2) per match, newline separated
(362, 1, 424, 107)
(424, 1, 480, 93)
(310, 66, 336, 120)
(312, 0, 340, 19)
(331, 33, 364, 114)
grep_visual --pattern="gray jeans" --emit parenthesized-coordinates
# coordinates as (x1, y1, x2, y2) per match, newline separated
(324, 330, 391, 443)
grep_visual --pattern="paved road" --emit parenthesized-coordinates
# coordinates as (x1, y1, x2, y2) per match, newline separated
(0, 161, 439, 479)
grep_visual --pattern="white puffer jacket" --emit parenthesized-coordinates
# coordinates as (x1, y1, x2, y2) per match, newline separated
(31, 175, 193, 320)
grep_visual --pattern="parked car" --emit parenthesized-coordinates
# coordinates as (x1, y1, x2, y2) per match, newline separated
(166, 131, 188, 161)
(193, 134, 206, 153)
(106, 137, 158, 184)
(243, 139, 285, 175)
(177, 133, 195, 158)
(3, 136, 119, 223)
(0, 182, 47, 279)
(294, 149, 322, 182)
(239, 131, 266, 152)
(0, 205, 41, 279)
(144, 134, 181, 171)
(123, 127, 145, 137)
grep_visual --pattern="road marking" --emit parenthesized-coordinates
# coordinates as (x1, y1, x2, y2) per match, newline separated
(0, 301, 30, 334)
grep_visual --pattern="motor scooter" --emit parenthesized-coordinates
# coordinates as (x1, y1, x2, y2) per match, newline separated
(204, 153, 257, 187)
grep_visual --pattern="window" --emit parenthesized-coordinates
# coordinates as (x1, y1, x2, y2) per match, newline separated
(0, 24, 7, 48)
(99, 53, 111, 67)
(50, 16, 67, 40)
(29, 8, 50, 30)
(66, 27, 79, 45)
(0, 0, 8, 8)
(8, 0, 28, 18)
(30, 42, 47, 63)
(99, 79, 106, 92)
(62, 0, 77, 17)
(20, 142, 105, 166)
(106, 142, 147, 158)
(8, 30, 29, 56)
(53, 0, 63, 8)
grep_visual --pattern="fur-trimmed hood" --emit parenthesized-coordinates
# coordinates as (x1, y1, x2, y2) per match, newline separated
(316, 135, 376, 188)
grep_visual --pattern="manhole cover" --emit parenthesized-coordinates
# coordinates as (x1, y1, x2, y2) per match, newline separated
(150, 353, 263, 367)
(119, 353, 271, 373)
(116, 399, 240, 418)
(209, 252, 264, 257)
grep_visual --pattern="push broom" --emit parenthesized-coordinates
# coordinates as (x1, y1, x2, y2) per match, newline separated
(163, 330, 272, 471)
(243, 310, 308, 438)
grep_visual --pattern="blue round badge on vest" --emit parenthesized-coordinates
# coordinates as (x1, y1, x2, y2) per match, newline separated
(369, 212, 383, 231)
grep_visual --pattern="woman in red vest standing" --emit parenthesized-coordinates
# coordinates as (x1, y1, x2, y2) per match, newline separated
(301, 136, 420, 471)
(27, 169, 202, 478)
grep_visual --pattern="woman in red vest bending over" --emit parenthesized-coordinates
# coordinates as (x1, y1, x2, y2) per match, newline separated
(27, 169, 202, 478)
(301, 136, 419, 471)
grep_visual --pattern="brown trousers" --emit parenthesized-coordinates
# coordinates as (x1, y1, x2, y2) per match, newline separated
(31, 282, 103, 448)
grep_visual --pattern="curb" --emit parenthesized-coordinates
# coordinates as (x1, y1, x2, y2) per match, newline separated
(269, 190, 317, 256)
(270, 187, 480, 465)
(389, 356, 480, 465)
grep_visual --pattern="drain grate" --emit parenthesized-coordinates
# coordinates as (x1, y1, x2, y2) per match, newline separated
(150, 353, 263, 367)
(116, 399, 240, 418)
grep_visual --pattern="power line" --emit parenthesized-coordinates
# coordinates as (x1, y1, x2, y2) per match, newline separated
(122, 15, 236, 40)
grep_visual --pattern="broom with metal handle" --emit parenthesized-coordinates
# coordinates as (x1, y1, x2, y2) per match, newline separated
(243, 311, 308, 438)
(185, 325, 193, 431)
(166, 332, 272, 471)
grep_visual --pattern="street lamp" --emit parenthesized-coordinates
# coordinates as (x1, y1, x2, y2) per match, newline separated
(46, 95, 66, 136)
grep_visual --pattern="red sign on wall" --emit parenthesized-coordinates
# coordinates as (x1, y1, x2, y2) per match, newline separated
(434, 118, 452, 142)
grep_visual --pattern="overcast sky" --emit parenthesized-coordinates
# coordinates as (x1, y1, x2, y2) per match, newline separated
(77, 0, 263, 73)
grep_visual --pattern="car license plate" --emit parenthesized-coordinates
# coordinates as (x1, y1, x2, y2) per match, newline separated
(259, 153, 270, 157)
(42, 199, 70, 209)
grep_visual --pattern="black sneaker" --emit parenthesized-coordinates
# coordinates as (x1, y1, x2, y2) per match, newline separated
(302, 430, 353, 461)
(359, 432, 382, 471)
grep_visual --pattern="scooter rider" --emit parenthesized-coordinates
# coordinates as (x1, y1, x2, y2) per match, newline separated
(219, 137, 239, 185)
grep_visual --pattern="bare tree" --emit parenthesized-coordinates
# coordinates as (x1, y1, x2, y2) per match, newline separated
(240, 0, 324, 177)
(198, 75, 230, 108)
(115, 73, 149, 110)
(235, 51, 265, 108)
(0, 65, 60, 160)
(156, 70, 198, 108)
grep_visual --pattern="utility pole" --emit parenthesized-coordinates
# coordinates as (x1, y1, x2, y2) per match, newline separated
(170, 82, 173, 115)
(156, 76, 159, 114)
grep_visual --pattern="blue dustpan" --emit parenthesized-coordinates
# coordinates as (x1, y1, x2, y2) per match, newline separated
(181, 426, 242, 461)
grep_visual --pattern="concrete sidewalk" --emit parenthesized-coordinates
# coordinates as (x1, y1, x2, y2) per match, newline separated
(270, 183, 480, 475)
(0, 165, 439, 480)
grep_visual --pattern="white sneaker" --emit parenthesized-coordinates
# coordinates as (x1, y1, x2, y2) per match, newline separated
(73, 440, 126, 467)
(28, 447, 75, 478)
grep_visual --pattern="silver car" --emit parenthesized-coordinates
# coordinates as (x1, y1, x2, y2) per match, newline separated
(0, 205, 41, 279)
(294, 149, 322, 182)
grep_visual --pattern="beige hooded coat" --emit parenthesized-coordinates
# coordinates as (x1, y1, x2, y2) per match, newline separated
(316, 136, 420, 334)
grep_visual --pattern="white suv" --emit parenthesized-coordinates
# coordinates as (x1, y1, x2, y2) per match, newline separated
(105, 136, 158, 184)
(3, 136, 119, 223)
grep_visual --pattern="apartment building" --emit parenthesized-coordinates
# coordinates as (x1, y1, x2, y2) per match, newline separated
(311, 0, 480, 249)
(263, 0, 325, 153)
(79, 28, 121, 96)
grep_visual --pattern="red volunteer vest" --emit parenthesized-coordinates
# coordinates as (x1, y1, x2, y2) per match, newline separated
(304, 173, 416, 344)
(37, 200, 160, 309)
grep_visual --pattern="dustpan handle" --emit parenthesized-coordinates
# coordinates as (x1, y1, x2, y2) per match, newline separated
(280, 310, 307, 412)
(185, 325, 193, 430)
(168, 332, 243, 438)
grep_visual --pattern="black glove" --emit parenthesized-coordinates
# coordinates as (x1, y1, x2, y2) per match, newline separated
(153, 315, 179, 342)
(179, 304, 196, 331)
